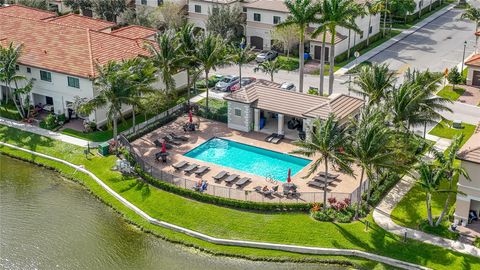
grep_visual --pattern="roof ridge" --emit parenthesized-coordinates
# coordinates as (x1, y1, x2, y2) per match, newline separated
(0, 4, 56, 17)
(111, 24, 157, 33)
(86, 29, 95, 77)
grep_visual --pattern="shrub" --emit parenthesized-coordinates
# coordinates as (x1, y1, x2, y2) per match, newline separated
(367, 173, 401, 207)
(335, 211, 353, 223)
(312, 209, 335, 222)
(311, 197, 355, 223)
(474, 237, 480, 248)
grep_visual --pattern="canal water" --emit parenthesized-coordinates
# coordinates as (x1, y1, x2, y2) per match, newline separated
(0, 155, 349, 270)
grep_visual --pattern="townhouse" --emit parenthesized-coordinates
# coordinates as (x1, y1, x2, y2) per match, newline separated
(0, 5, 187, 126)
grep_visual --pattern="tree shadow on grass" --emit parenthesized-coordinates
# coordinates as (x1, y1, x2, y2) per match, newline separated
(0, 125, 55, 163)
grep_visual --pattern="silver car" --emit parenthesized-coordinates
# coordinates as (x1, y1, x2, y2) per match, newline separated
(280, 82, 296, 91)
(256, 50, 278, 63)
(215, 75, 239, 91)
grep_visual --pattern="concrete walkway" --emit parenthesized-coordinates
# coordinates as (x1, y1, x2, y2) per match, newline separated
(336, 4, 456, 75)
(0, 117, 94, 147)
(0, 141, 431, 270)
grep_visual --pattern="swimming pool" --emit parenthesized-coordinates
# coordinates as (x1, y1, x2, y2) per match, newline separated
(184, 138, 311, 181)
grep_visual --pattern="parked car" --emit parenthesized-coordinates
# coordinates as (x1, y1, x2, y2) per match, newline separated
(230, 77, 256, 91)
(256, 50, 278, 63)
(280, 82, 296, 91)
(215, 75, 240, 91)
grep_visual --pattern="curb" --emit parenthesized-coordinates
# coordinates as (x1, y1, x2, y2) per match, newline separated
(0, 141, 431, 270)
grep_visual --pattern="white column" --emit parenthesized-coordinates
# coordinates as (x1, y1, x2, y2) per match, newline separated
(254, 108, 260, 132)
(277, 113, 284, 135)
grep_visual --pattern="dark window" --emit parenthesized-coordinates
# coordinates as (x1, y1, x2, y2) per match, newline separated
(27, 67, 31, 73)
(40, 70, 52, 82)
(212, 7, 219, 14)
(369, 26, 372, 34)
(15, 65, 19, 71)
(243, 7, 247, 12)
(253, 13, 261, 22)
(141, 0, 147, 5)
(194, 5, 201, 13)
(273, 16, 281, 24)
(157, 0, 163, 5)
(67, 76, 80, 88)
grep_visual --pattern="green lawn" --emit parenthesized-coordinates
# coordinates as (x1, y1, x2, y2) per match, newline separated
(61, 113, 154, 142)
(196, 97, 227, 110)
(436, 85, 465, 101)
(277, 56, 299, 71)
(0, 102, 22, 120)
(0, 125, 478, 269)
(429, 120, 476, 146)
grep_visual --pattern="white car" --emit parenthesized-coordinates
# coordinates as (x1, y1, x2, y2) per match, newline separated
(280, 82, 296, 91)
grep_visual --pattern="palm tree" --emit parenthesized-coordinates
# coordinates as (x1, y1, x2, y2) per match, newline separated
(461, 5, 480, 53)
(352, 63, 396, 105)
(79, 61, 134, 151)
(278, 0, 321, 93)
(365, 0, 383, 47)
(432, 134, 470, 226)
(291, 114, 353, 209)
(388, 81, 422, 132)
(416, 161, 445, 226)
(346, 3, 366, 59)
(346, 107, 397, 217)
(314, 0, 360, 95)
(145, 30, 185, 93)
(230, 39, 256, 85)
(177, 23, 201, 105)
(254, 59, 284, 82)
(0, 42, 28, 118)
(195, 33, 228, 110)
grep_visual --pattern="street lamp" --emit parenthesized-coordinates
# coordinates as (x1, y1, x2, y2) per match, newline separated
(461, 40, 467, 73)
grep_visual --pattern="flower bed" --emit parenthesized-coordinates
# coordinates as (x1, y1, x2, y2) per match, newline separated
(311, 198, 366, 223)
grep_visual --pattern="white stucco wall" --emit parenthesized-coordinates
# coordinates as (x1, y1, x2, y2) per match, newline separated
(136, 0, 187, 8)
(227, 101, 252, 132)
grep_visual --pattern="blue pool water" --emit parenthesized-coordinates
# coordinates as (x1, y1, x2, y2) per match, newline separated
(184, 138, 311, 181)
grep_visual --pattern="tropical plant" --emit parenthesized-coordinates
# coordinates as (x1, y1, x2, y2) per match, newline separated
(194, 33, 228, 110)
(346, 107, 397, 217)
(365, 0, 383, 46)
(177, 23, 201, 104)
(64, 0, 93, 15)
(151, 2, 186, 30)
(254, 59, 284, 82)
(271, 24, 300, 57)
(387, 81, 422, 132)
(120, 6, 155, 28)
(431, 134, 470, 226)
(416, 161, 446, 226)
(17, 0, 48, 10)
(352, 63, 396, 105)
(91, 0, 127, 22)
(205, 4, 244, 42)
(278, 0, 321, 93)
(346, 3, 367, 59)
(146, 30, 186, 93)
(461, 5, 480, 52)
(447, 66, 462, 91)
(291, 114, 353, 210)
(231, 40, 256, 84)
(388, 0, 415, 24)
(313, 0, 361, 95)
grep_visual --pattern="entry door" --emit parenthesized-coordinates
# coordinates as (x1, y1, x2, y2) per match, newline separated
(313, 46, 329, 62)
(250, 36, 264, 50)
(473, 70, 480, 86)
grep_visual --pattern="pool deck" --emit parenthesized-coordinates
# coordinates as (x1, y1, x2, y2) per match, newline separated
(131, 116, 363, 203)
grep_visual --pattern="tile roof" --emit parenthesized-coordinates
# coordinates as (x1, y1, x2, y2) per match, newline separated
(465, 54, 480, 67)
(307, 27, 347, 45)
(111, 25, 158, 40)
(0, 13, 150, 78)
(45, 13, 116, 31)
(0, 4, 56, 20)
(458, 125, 480, 164)
(224, 79, 364, 120)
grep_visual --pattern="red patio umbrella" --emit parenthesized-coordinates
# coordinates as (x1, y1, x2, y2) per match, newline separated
(287, 168, 291, 183)
(161, 141, 167, 153)
(188, 110, 193, 123)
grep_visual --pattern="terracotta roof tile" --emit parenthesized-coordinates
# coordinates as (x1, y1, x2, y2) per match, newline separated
(458, 130, 480, 165)
(46, 13, 116, 31)
(111, 25, 159, 39)
(0, 4, 56, 20)
(465, 54, 480, 67)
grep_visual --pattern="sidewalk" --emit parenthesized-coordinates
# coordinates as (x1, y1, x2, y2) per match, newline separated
(0, 117, 95, 148)
(336, 4, 456, 75)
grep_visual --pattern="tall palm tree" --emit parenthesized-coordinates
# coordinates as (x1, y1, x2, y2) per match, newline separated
(195, 33, 228, 110)
(346, 3, 366, 59)
(230, 39, 256, 85)
(432, 134, 470, 226)
(79, 61, 133, 151)
(278, 0, 321, 93)
(177, 23, 201, 105)
(254, 59, 284, 82)
(291, 114, 353, 209)
(365, 0, 383, 47)
(416, 161, 445, 226)
(387, 81, 422, 132)
(314, 0, 360, 95)
(346, 107, 397, 217)
(461, 5, 480, 53)
(145, 30, 185, 93)
(0, 42, 28, 118)
(352, 63, 396, 105)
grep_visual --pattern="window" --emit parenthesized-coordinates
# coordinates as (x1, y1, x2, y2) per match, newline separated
(194, 5, 201, 13)
(15, 65, 19, 71)
(273, 16, 281, 25)
(141, 0, 147, 5)
(253, 13, 261, 22)
(27, 67, 31, 73)
(359, 31, 364, 39)
(67, 76, 80, 88)
(40, 70, 52, 82)
(369, 26, 372, 34)
(157, 0, 163, 5)
(234, 109, 242, 117)
(243, 7, 247, 12)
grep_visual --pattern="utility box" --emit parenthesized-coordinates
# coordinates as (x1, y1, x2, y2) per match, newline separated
(98, 142, 110, 156)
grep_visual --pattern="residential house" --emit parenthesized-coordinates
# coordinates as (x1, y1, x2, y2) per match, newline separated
(135, 0, 187, 8)
(0, 5, 187, 126)
(188, 0, 242, 31)
(465, 54, 480, 87)
(454, 125, 480, 227)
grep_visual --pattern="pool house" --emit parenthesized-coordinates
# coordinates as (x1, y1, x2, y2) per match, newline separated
(223, 80, 365, 140)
